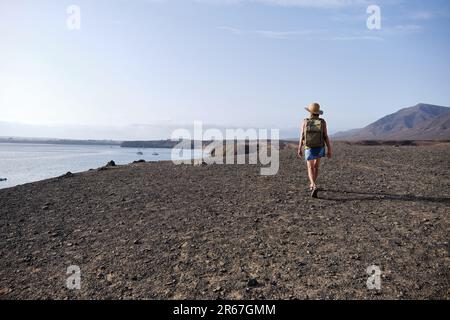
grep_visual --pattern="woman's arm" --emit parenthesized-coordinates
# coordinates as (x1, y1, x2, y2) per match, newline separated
(323, 120, 332, 158)
(297, 120, 305, 157)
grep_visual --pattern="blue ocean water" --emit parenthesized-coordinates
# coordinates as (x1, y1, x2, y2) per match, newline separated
(0, 143, 201, 189)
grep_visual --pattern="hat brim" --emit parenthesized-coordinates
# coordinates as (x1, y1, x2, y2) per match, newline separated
(305, 107, 324, 115)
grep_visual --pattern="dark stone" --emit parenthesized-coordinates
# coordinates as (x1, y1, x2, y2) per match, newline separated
(297, 261, 306, 268)
(133, 159, 146, 164)
(247, 278, 259, 287)
(64, 172, 74, 178)
(194, 159, 208, 166)
(0, 178, 7, 182)
(106, 160, 116, 167)
(390, 239, 402, 246)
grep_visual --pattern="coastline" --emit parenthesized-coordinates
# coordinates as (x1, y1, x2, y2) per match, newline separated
(0, 143, 206, 190)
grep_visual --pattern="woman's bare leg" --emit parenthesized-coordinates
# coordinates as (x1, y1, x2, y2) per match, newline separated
(313, 158, 321, 184)
(307, 160, 315, 189)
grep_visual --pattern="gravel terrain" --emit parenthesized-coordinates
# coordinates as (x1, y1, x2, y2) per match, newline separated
(0, 143, 449, 299)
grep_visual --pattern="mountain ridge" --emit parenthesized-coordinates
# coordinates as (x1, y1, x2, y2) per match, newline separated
(333, 103, 450, 140)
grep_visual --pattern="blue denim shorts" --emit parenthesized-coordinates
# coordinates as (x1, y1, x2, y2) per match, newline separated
(305, 147, 325, 161)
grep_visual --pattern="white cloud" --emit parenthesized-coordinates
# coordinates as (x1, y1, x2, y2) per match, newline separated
(332, 24, 423, 42)
(218, 26, 319, 39)
(196, 0, 367, 8)
(410, 11, 434, 21)
(332, 35, 384, 41)
(254, 0, 367, 7)
(219, 23, 423, 41)
(386, 24, 423, 34)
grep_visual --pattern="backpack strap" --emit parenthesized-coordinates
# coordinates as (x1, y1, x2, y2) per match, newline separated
(301, 119, 308, 142)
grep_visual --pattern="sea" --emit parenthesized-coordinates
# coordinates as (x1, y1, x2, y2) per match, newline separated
(0, 143, 203, 190)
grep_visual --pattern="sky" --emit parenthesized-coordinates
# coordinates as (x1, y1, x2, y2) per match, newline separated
(1, 0, 450, 140)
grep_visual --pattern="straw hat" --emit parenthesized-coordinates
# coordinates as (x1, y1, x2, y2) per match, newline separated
(305, 102, 324, 115)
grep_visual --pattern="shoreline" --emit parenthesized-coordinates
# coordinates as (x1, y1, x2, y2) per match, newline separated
(1, 140, 449, 191)
(0, 144, 207, 190)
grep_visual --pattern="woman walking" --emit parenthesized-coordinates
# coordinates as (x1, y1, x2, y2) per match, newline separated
(297, 103, 332, 198)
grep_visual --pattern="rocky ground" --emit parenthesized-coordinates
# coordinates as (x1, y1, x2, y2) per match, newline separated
(0, 143, 449, 299)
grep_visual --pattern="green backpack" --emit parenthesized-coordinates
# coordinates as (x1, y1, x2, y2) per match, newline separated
(304, 118, 325, 148)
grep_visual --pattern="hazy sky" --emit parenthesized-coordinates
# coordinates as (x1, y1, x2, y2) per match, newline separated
(1, 0, 450, 139)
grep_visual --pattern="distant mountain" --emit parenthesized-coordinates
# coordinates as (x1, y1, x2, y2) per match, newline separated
(333, 103, 450, 140)
(0, 136, 121, 146)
